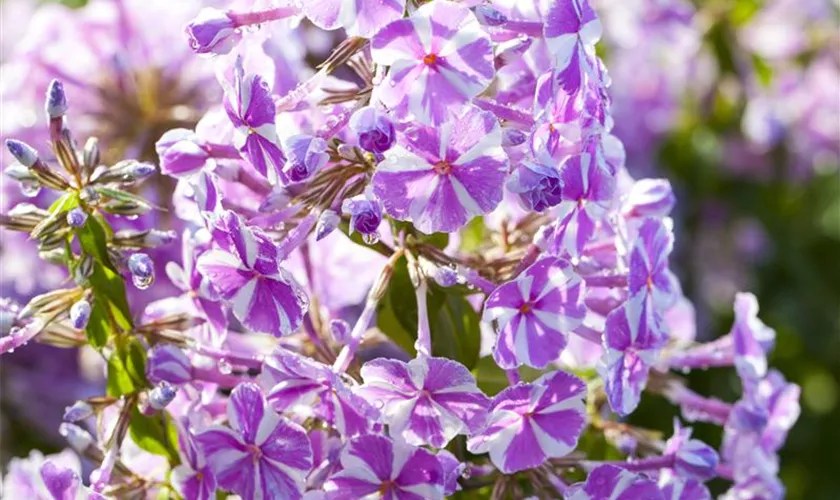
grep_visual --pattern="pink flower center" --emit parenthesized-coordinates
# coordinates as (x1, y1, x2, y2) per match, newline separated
(423, 53, 438, 66)
(246, 444, 263, 461)
(434, 160, 452, 175)
(519, 302, 533, 314)
(378, 480, 396, 494)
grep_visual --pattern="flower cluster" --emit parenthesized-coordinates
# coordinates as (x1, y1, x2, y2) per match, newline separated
(1, 1, 801, 499)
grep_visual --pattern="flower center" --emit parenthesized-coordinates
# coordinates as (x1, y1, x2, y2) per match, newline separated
(423, 53, 438, 66)
(519, 302, 533, 314)
(378, 479, 396, 495)
(434, 160, 453, 175)
(246, 443, 263, 461)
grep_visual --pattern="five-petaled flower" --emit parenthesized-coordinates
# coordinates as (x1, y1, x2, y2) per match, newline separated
(358, 355, 489, 448)
(483, 257, 586, 369)
(468, 370, 587, 474)
(372, 106, 508, 234)
(196, 383, 313, 500)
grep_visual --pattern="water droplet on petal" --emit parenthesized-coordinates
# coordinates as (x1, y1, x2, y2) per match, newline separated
(362, 233, 380, 245)
(132, 275, 153, 290)
(20, 181, 41, 198)
(374, 399, 384, 409)
(218, 358, 232, 375)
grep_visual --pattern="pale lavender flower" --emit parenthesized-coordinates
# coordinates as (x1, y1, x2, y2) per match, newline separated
(629, 218, 681, 311)
(358, 355, 489, 448)
(302, 0, 406, 39)
(664, 421, 719, 481)
(467, 371, 587, 474)
(171, 416, 216, 500)
(341, 194, 382, 237)
(543, 0, 602, 91)
(483, 257, 586, 369)
(371, 0, 495, 125)
(282, 135, 329, 183)
(372, 106, 508, 234)
(349, 106, 396, 154)
(322, 434, 444, 499)
(730, 292, 776, 382)
(196, 383, 313, 500)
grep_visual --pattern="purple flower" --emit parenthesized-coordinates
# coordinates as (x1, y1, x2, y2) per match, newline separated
(315, 209, 341, 241)
(322, 434, 444, 499)
(372, 106, 508, 234)
(598, 293, 666, 416)
(664, 421, 719, 481)
(341, 194, 382, 237)
(371, 0, 495, 125)
(350, 106, 396, 154)
(282, 135, 329, 184)
(263, 348, 377, 437)
(0, 303, 42, 355)
(358, 356, 489, 448)
(567, 465, 663, 500)
(1, 449, 88, 500)
(436, 450, 465, 496)
(196, 383, 313, 500)
(730, 292, 775, 382)
(224, 60, 286, 185)
(506, 161, 564, 212)
(467, 371, 587, 474)
(622, 179, 676, 218)
(302, 0, 406, 39)
(172, 417, 216, 500)
(629, 218, 681, 311)
(543, 0, 602, 92)
(658, 475, 712, 500)
(547, 152, 616, 257)
(147, 344, 192, 385)
(155, 128, 210, 178)
(483, 257, 586, 369)
(185, 8, 239, 55)
(197, 212, 308, 336)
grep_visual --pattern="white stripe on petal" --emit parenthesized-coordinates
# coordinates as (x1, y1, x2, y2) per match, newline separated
(454, 125, 502, 166)
(254, 408, 281, 447)
(232, 279, 258, 324)
(379, 147, 433, 173)
(513, 316, 532, 367)
(449, 176, 483, 218)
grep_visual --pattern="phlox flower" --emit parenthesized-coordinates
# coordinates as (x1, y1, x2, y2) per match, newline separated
(629, 217, 681, 311)
(567, 464, 663, 500)
(303, 0, 406, 38)
(543, 0, 603, 91)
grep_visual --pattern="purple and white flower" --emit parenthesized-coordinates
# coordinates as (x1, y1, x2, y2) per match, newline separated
(371, 0, 495, 125)
(358, 355, 489, 448)
(629, 218, 681, 311)
(598, 293, 667, 416)
(483, 257, 586, 369)
(196, 383, 312, 500)
(372, 106, 508, 234)
(322, 434, 444, 499)
(263, 348, 377, 437)
(302, 0, 406, 39)
(567, 464, 663, 500)
(543, 0, 603, 91)
(197, 211, 308, 336)
(467, 370, 587, 474)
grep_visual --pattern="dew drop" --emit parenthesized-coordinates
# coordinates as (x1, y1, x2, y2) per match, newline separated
(218, 359, 233, 375)
(20, 181, 41, 198)
(374, 399, 384, 409)
(388, 79, 397, 87)
(132, 275, 153, 290)
(362, 233, 380, 245)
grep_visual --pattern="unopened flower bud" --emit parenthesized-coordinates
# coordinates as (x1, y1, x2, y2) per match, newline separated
(29, 162, 71, 191)
(149, 381, 178, 410)
(507, 162, 563, 212)
(258, 187, 291, 213)
(128, 253, 155, 290)
(350, 107, 396, 154)
(5, 164, 37, 182)
(45, 79, 68, 119)
(473, 5, 508, 26)
(59, 423, 94, 453)
(315, 209, 340, 241)
(282, 135, 329, 183)
(63, 400, 93, 422)
(73, 254, 94, 285)
(341, 195, 382, 237)
(101, 200, 152, 216)
(623, 179, 675, 218)
(66, 207, 88, 228)
(83, 137, 100, 173)
(147, 344, 192, 384)
(91, 160, 155, 184)
(329, 319, 351, 344)
(185, 8, 240, 55)
(434, 266, 460, 287)
(69, 299, 91, 330)
(5, 139, 39, 168)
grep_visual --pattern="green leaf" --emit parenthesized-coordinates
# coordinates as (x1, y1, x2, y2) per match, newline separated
(376, 258, 481, 369)
(107, 354, 137, 396)
(472, 356, 544, 396)
(129, 407, 181, 464)
(48, 192, 79, 214)
(85, 300, 110, 348)
(124, 337, 149, 389)
(459, 216, 487, 252)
